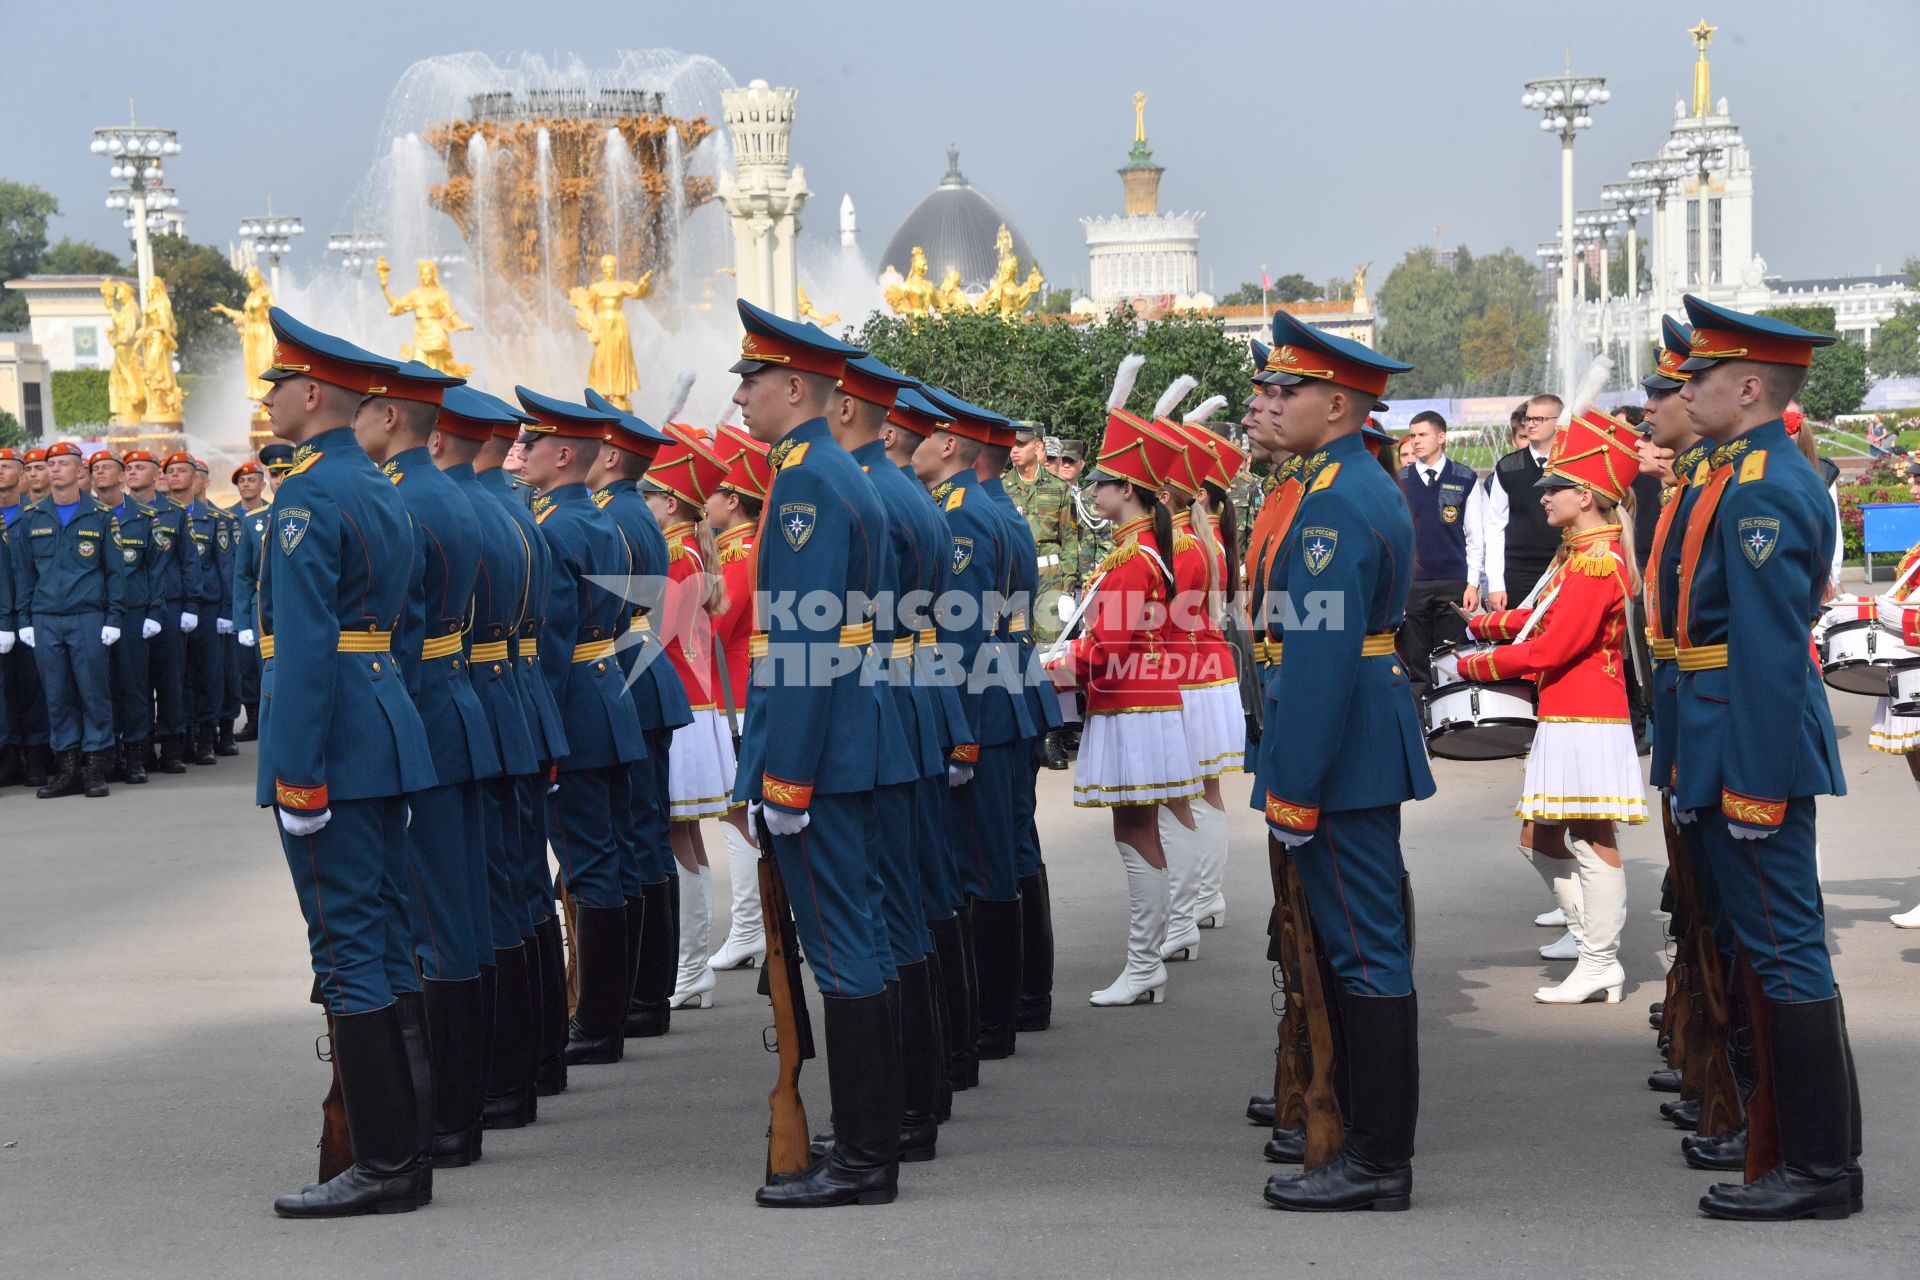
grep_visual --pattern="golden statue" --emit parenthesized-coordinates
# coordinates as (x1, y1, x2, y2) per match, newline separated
(137, 277, 187, 425)
(1352, 262, 1373, 311)
(882, 246, 936, 318)
(376, 256, 474, 378)
(100, 280, 146, 426)
(1688, 19, 1717, 117)
(1133, 91, 1148, 143)
(797, 285, 839, 327)
(933, 268, 971, 315)
(211, 266, 277, 410)
(567, 254, 652, 410)
(980, 223, 1045, 318)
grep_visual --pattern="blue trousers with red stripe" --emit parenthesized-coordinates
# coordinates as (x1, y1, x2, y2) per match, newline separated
(550, 765, 625, 910)
(403, 780, 488, 981)
(954, 743, 1018, 902)
(869, 781, 928, 967)
(1288, 804, 1413, 997)
(1690, 798, 1833, 1003)
(770, 790, 887, 999)
(1012, 735, 1045, 879)
(278, 796, 418, 1015)
(914, 773, 962, 923)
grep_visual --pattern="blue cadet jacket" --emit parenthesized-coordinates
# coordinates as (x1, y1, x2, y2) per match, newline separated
(144, 498, 192, 609)
(12, 495, 126, 618)
(110, 497, 159, 621)
(231, 501, 272, 635)
(183, 499, 231, 617)
(930, 468, 1034, 751)
(445, 462, 540, 779)
(847, 438, 935, 786)
(531, 481, 646, 773)
(983, 473, 1065, 735)
(255, 426, 436, 813)
(908, 464, 977, 759)
(591, 478, 694, 733)
(1646, 439, 1711, 789)
(1261, 429, 1437, 833)
(477, 466, 570, 763)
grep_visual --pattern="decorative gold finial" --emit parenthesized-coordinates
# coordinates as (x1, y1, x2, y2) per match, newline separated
(1133, 91, 1147, 143)
(1689, 19, 1717, 117)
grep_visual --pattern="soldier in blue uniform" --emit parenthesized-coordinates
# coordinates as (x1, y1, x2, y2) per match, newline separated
(1669, 295, 1860, 1222)
(123, 450, 193, 775)
(224, 459, 272, 742)
(13, 441, 125, 799)
(514, 386, 649, 1067)
(0, 447, 54, 787)
(727, 300, 902, 1208)
(165, 453, 227, 766)
(1256, 311, 1433, 1213)
(232, 445, 294, 742)
(254, 308, 438, 1218)
(432, 386, 548, 1129)
(88, 450, 158, 785)
(354, 357, 506, 1168)
(582, 388, 693, 1040)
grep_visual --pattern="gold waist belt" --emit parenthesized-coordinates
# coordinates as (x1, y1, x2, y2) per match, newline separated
(1676, 644, 1728, 671)
(521, 636, 539, 659)
(630, 612, 652, 632)
(572, 638, 617, 664)
(1360, 631, 1398, 657)
(746, 624, 874, 657)
(421, 632, 466, 661)
(259, 635, 274, 660)
(917, 628, 938, 649)
(1009, 611, 1029, 634)
(259, 630, 392, 661)
(1648, 635, 1678, 662)
(889, 637, 914, 659)
(469, 640, 511, 663)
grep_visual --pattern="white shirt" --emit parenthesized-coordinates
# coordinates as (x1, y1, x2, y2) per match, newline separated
(1482, 443, 1553, 596)
(1464, 475, 1489, 590)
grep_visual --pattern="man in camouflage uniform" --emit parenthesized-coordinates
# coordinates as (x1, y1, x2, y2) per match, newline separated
(1004, 425, 1084, 768)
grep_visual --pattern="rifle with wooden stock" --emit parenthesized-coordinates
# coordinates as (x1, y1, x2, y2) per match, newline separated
(1662, 803, 1743, 1139)
(1267, 835, 1342, 1167)
(316, 1014, 353, 1183)
(754, 809, 816, 1182)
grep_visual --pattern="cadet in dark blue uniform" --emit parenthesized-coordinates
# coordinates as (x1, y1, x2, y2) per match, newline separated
(582, 388, 693, 1040)
(514, 386, 649, 1067)
(13, 441, 125, 799)
(1669, 296, 1860, 1222)
(225, 459, 273, 743)
(1, 448, 54, 787)
(355, 357, 505, 1168)
(1257, 311, 1433, 1213)
(123, 450, 192, 774)
(728, 301, 901, 1208)
(89, 450, 157, 785)
(252, 309, 439, 1218)
(232, 444, 294, 743)
(165, 453, 225, 766)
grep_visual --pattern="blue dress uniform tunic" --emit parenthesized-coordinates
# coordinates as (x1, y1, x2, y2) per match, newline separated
(13, 494, 124, 754)
(183, 497, 229, 730)
(4, 503, 50, 754)
(982, 472, 1062, 883)
(730, 416, 890, 998)
(257, 426, 437, 1014)
(1260, 430, 1436, 996)
(1672, 421, 1845, 1002)
(386, 444, 504, 981)
(108, 496, 159, 747)
(143, 498, 192, 742)
(229, 501, 271, 714)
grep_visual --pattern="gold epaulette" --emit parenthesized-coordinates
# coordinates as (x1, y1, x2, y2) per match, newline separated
(666, 541, 686, 564)
(1173, 533, 1199, 555)
(719, 543, 750, 564)
(1568, 543, 1619, 577)
(1094, 541, 1140, 578)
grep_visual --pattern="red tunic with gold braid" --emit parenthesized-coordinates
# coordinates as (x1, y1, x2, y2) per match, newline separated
(1456, 525, 1631, 722)
(1169, 511, 1234, 689)
(661, 520, 717, 710)
(1066, 514, 1184, 715)
(708, 522, 755, 713)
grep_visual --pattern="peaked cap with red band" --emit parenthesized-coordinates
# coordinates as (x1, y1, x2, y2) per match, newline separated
(1255, 308, 1413, 402)
(921, 385, 1017, 448)
(1642, 315, 1694, 393)
(585, 388, 673, 460)
(839, 353, 913, 410)
(374, 357, 462, 408)
(257, 306, 396, 396)
(1678, 293, 1836, 372)
(514, 385, 618, 442)
(438, 385, 528, 443)
(889, 384, 949, 438)
(729, 297, 865, 379)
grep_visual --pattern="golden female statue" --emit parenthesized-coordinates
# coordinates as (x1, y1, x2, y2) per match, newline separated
(567, 255, 652, 409)
(981, 224, 1044, 318)
(797, 285, 839, 327)
(882, 246, 936, 318)
(376, 257, 474, 378)
(933, 268, 971, 315)
(101, 280, 146, 426)
(138, 278, 187, 425)
(211, 266, 276, 408)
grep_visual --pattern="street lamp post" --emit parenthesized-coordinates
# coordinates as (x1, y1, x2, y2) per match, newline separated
(1626, 158, 1688, 318)
(88, 100, 181, 307)
(1522, 54, 1610, 393)
(239, 203, 305, 293)
(1664, 122, 1742, 295)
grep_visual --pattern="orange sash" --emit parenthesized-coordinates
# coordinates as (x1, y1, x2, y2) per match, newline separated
(1674, 464, 1734, 652)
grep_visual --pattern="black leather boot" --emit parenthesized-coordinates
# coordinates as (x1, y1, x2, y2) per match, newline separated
(1648, 1067, 1682, 1093)
(26, 743, 53, 788)
(1683, 1127, 1747, 1170)
(483, 944, 537, 1129)
(191, 724, 216, 766)
(1248, 1093, 1277, 1126)
(1043, 728, 1069, 771)
(1700, 996, 1854, 1221)
(1662, 1097, 1700, 1130)
(83, 750, 111, 798)
(1016, 869, 1054, 1033)
(273, 1003, 429, 1217)
(972, 897, 1022, 1061)
(930, 913, 976, 1092)
(37, 749, 83, 798)
(756, 992, 902, 1207)
(158, 734, 187, 774)
(564, 903, 629, 1065)
(896, 958, 941, 1162)
(1264, 1125, 1306, 1164)
(620, 893, 648, 1038)
(0, 744, 23, 788)
(107, 744, 128, 782)
(531, 915, 568, 1095)
(423, 977, 487, 1168)
(1265, 990, 1417, 1212)
(122, 741, 148, 785)
(236, 703, 260, 741)
(923, 945, 953, 1124)
(625, 878, 675, 1038)
(393, 991, 435, 1204)
(215, 718, 240, 756)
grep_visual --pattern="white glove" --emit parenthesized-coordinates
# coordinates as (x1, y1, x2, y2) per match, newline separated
(0, 631, 12, 654)
(217, 617, 234, 635)
(1268, 824, 1314, 849)
(764, 807, 811, 837)
(748, 801, 762, 827)
(142, 618, 162, 640)
(18, 626, 34, 648)
(947, 763, 974, 788)
(278, 807, 332, 837)
(239, 628, 256, 648)
(1729, 822, 1773, 841)
(101, 625, 121, 647)
(405, 804, 413, 828)
(1876, 600, 1909, 631)
(180, 612, 198, 633)
(1671, 795, 1697, 825)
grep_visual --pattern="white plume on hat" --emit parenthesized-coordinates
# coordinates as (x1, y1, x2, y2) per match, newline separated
(715, 401, 739, 427)
(1106, 353, 1147, 412)
(1152, 374, 1199, 421)
(661, 372, 696, 425)
(1560, 353, 1614, 426)
(1183, 395, 1229, 425)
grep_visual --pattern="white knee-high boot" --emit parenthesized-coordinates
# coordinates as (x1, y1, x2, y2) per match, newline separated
(1159, 808, 1202, 961)
(1536, 835, 1625, 1005)
(671, 863, 717, 1008)
(1091, 842, 1169, 1006)
(709, 821, 765, 970)
(1523, 843, 1581, 960)
(1193, 800, 1229, 928)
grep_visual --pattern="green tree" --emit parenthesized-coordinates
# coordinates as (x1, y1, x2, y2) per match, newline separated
(1037, 287, 1076, 316)
(1760, 304, 1871, 419)
(0, 408, 25, 448)
(1870, 301, 1920, 378)
(0, 179, 61, 330)
(1218, 281, 1264, 306)
(1376, 248, 1468, 396)
(150, 235, 246, 374)
(41, 237, 127, 276)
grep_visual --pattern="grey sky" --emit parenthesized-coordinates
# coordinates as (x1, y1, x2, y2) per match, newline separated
(13, 0, 1919, 297)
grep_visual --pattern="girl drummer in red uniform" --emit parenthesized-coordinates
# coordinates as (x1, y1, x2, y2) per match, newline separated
(1455, 409, 1648, 1005)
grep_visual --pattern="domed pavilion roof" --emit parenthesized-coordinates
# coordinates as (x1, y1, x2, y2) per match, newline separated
(878, 147, 1038, 293)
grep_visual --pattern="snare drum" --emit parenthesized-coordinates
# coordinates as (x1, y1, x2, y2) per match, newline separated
(1421, 679, 1539, 761)
(1891, 658, 1920, 717)
(1429, 639, 1494, 689)
(1819, 618, 1911, 697)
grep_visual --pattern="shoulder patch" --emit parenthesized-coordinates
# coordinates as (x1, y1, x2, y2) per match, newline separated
(777, 501, 817, 550)
(277, 508, 313, 555)
(945, 487, 965, 512)
(1300, 525, 1339, 575)
(285, 451, 323, 478)
(1738, 452, 1767, 485)
(951, 535, 974, 574)
(1737, 516, 1781, 568)
(1309, 462, 1341, 493)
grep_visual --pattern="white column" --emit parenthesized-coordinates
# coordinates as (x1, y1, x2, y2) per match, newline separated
(130, 190, 155, 308)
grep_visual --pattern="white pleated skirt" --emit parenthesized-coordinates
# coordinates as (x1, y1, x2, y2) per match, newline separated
(669, 707, 738, 820)
(1870, 697, 1920, 755)
(1074, 709, 1204, 808)
(1180, 680, 1246, 778)
(1513, 721, 1647, 824)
